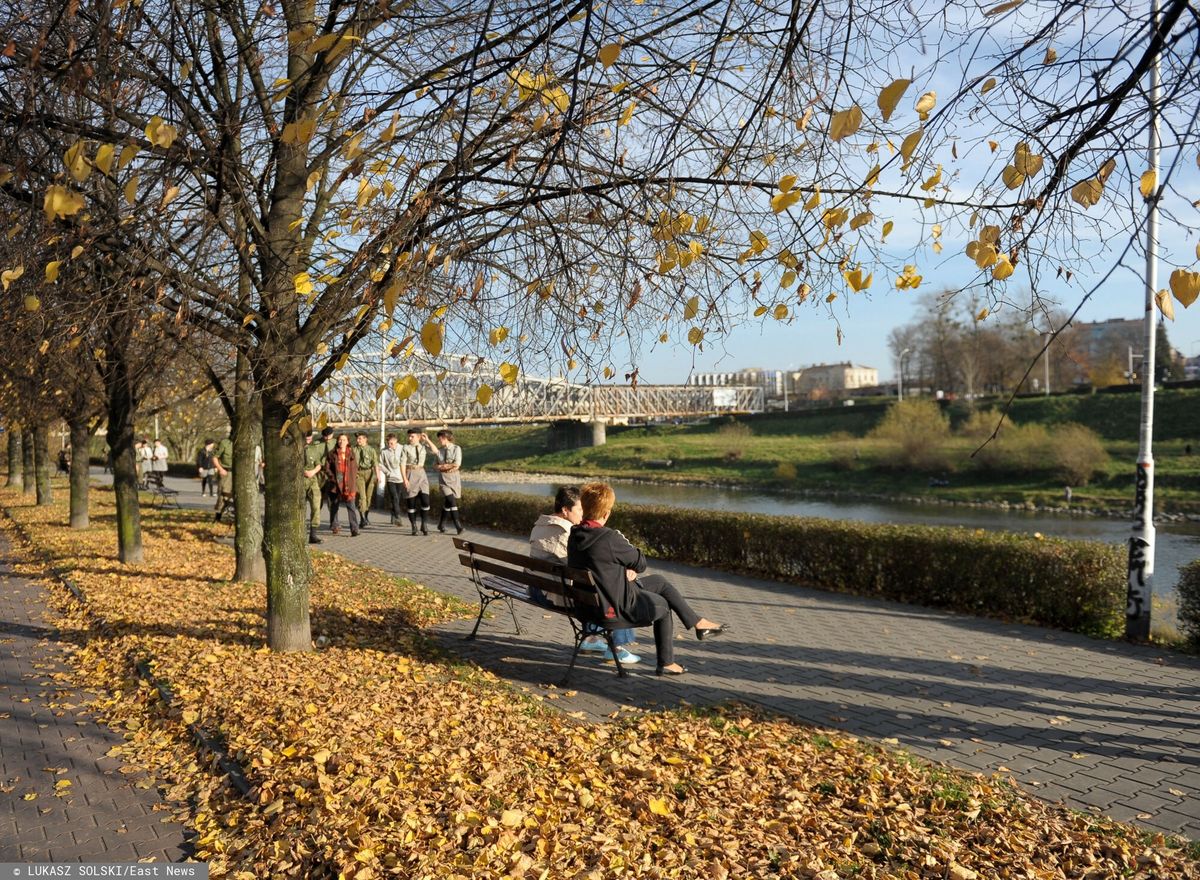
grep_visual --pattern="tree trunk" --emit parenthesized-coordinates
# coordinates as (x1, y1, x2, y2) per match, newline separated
(32, 426, 52, 506)
(21, 430, 35, 495)
(107, 361, 143, 564)
(68, 419, 92, 529)
(232, 354, 266, 583)
(6, 427, 22, 490)
(261, 397, 311, 651)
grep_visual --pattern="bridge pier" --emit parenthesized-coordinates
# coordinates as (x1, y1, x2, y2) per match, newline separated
(548, 419, 607, 450)
(589, 419, 607, 447)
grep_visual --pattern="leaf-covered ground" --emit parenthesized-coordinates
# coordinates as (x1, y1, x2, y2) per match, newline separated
(3, 488, 1197, 879)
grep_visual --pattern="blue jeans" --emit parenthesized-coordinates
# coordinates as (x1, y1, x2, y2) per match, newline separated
(585, 624, 634, 647)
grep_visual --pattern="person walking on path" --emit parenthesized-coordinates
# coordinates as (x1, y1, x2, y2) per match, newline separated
(567, 481, 725, 676)
(151, 438, 169, 474)
(379, 434, 406, 525)
(529, 485, 639, 665)
(399, 427, 431, 536)
(319, 425, 336, 512)
(324, 433, 360, 536)
(422, 429, 464, 534)
(195, 439, 217, 497)
(354, 432, 380, 527)
(302, 429, 325, 544)
(136, 437, 153, 483)
(211, 432, 234, 522)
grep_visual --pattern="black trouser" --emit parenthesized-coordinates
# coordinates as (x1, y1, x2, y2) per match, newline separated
(627, 574, 701, 667)
(329, 496, 359, 531)
(385, 482, 405, 519)
(406, 491, 429, 531)
(438, 493, 463, 531)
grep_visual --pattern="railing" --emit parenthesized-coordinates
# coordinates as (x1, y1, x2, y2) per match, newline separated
(310, 364, 764, 426)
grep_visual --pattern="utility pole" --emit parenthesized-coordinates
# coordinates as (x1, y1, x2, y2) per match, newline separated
(897, 348, 911, 400)
(1126, 0, 1160, 641)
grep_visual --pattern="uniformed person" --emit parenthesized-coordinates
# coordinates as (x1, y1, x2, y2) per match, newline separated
(319, 426, 336, 511)
(354, 432, 380, 527)
(422, 429, 463, 534)
(400, 427, 430, 535)
(212, 432, 235, 523)
(302, 429, 325, 544)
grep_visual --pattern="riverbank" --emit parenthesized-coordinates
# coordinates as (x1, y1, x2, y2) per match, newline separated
(466, 467, 1200, 524)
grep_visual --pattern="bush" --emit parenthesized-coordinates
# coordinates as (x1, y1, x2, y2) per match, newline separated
(869, 399, 950, 471)
(774, 461, 798, 481)
(467, 488, 1126, 638)
(1178, 560, 1200, 651)
(1048, 423, 1108, 485)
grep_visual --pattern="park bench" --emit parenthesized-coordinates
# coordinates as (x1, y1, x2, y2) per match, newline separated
(142, 472, 180, 509)
(453, 537, 636, 684)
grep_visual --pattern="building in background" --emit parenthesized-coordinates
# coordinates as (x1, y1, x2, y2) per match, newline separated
(691, 362, 878, 404)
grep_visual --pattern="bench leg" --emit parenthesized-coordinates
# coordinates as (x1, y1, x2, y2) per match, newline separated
(506, 597, 522, 635)
(464, 599, 490, 641)
(560, 634, 585, 687)
(606, 631, 628, 678)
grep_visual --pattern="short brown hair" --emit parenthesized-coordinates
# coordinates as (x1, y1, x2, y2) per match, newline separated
(579, 482, 615, 521)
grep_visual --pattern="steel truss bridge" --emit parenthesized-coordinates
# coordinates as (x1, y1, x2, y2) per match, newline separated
(310, 362, 764, 427)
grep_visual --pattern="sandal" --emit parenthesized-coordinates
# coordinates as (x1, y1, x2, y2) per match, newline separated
(656, 664, 688, 676)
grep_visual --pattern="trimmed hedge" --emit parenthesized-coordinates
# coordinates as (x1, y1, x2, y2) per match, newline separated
(464, 488, 1126, 638)
(1179, 560, 1200, 651)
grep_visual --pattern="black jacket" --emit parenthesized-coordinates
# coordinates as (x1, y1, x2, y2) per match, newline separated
(566, 523, 647, 621)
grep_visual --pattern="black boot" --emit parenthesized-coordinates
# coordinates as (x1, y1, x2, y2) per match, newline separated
(419, 511, 429, 536)
(437, 510, 447, 533)
(408, 513, 418, 536)
(309, 528, 323, 545)
(360, 510, 369, 526)
(450, 510, 464, 535)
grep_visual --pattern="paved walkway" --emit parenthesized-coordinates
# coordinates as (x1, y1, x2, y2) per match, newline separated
(0, 533, 192, 861)
(98, 473, 1200, 839)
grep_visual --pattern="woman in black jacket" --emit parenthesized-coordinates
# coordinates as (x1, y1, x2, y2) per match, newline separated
(566, 482, 724, 675)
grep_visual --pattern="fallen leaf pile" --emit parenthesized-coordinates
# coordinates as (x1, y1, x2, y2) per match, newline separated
(4, 488, 1197, 879)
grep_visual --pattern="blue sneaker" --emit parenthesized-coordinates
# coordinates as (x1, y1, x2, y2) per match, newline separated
(579, 638, 607, 653)
(603, 646, 641, 665)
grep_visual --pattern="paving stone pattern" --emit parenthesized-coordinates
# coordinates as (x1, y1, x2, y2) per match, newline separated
(117, 474, 1200, 839)
(0, 533, 192, 862)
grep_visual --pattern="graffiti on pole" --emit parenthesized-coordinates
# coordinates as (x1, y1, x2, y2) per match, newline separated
(1126, 461, 1151, 624)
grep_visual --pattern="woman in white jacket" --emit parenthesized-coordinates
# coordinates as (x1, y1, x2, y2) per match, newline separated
(528, 486, 639, 664)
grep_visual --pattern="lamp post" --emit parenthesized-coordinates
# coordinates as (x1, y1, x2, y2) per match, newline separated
(897, 348, 911, 400)
(1126, 0, 1161, 641)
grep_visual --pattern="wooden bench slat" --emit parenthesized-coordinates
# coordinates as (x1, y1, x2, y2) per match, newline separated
(453, 537, 594, 583)
(466, 557, 602, 608)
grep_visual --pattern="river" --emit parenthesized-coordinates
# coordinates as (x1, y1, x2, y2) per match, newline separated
(465, 475, 1200, 627)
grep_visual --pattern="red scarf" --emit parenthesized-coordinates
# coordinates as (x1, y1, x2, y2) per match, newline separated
(581, 519, 604, 529)
(335, 448, 354, 498)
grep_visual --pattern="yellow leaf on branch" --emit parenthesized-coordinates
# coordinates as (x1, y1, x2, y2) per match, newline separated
(499, 362, 519, 384)
(1139, 170, 1157, 199)
(843, 267, 872, 292)
(1155, 287, 1175, 321)
(1169, 268, 1200, 307)
(597, 43, 622, 68)
(44, 185, 85, 221)
(828, 105, 863, 141)
(683, 296, 699, 320)
(914, 91, 936, 120)
(899, 129, 922, 168)
(488, 326, 509, 345)
(876, 79, 911, 122)
(64, 142, 90, 183)
(123, 176, 139, 206)
(144, 115, 178, 149)
(687, 327, 704, 346)
(294, 273, 314, 296)
(1070, 178, 1104, 208)
(476, 384, 494, 406)
(281, 118, 317, 145)
(94, 144, 114, 175)
(420, 320, 444, 357)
